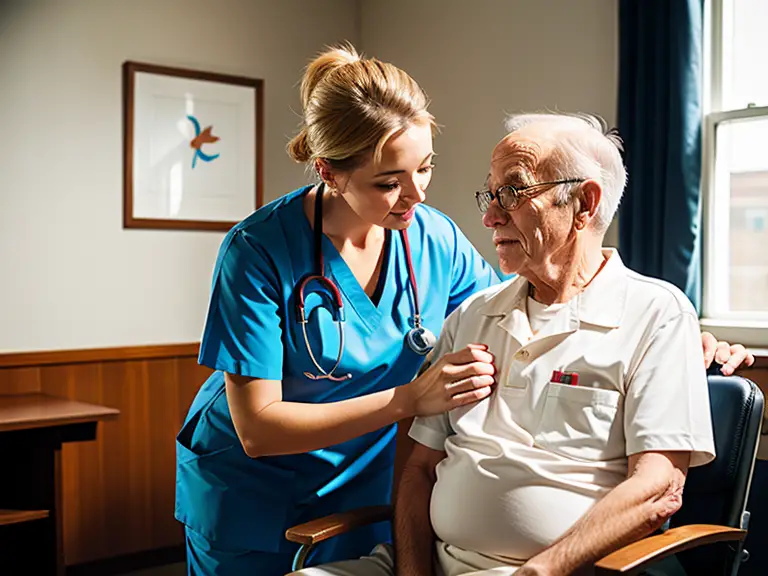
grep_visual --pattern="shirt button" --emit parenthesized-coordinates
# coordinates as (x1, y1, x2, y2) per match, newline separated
(515, 349, 530, 361)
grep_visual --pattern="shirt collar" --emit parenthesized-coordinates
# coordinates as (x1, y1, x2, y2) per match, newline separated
(479, 248, 627, 329)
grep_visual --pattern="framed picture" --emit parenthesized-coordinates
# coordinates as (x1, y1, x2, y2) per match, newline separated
(123, 61, 263, 231)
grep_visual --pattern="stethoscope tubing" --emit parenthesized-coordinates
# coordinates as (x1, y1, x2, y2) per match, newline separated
(295, 183, 433, 381)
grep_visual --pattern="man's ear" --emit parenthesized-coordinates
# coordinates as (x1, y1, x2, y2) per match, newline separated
(574, 180, 602, 230)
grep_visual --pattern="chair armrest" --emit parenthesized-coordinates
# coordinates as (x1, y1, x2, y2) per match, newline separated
(594, 524, 746, 575)
(285, 505, 392, 547)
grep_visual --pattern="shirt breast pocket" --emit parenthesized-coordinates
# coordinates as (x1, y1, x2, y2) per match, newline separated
(534, 382, 624, 462)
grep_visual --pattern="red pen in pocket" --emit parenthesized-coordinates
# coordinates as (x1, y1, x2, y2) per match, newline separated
(551, 370, 579, 385)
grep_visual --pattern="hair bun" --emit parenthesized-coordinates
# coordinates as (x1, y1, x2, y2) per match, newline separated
(286, 42, 434, 168)
(287, 127, 312, 163)
(300, 43, 360, 110)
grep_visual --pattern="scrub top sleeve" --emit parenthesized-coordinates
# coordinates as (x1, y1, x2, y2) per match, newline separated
(624, 312, 716, 467)
(408, 313, 458, 452)
(446, 224, 499, 316)
(198, 230, 284, 380)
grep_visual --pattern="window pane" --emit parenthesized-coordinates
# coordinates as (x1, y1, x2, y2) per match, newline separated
(725, 0, 768, 109)
(716, 116, 768, 313)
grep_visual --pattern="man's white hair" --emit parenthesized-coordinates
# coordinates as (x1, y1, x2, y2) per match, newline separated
(503, 112, 627, 232)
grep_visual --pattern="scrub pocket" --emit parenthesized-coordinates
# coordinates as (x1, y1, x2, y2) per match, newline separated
(534, 382, 624, 462)
(175, 411, 297, 553)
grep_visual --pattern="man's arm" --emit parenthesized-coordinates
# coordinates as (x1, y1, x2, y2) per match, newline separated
(392, 417, 415, 503)
(519, 450, 690, 576)
(394, 443, 446, 576)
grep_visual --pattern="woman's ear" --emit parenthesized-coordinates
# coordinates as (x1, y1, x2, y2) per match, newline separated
(315, 159, 337, 189)
(574, 180, 601, 230)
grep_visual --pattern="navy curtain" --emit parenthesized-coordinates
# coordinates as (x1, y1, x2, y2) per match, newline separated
(618, 0, 704, 310)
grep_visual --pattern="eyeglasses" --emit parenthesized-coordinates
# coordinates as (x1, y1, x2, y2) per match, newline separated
(474, 178, 586, 213)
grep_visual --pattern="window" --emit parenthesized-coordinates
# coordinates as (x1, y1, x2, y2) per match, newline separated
(702, 0, 768, 346)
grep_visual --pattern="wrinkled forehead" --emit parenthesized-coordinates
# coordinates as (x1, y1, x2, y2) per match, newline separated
(489, 132, 553, 186)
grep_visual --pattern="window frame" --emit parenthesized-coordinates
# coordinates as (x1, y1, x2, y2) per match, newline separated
(700, 0, 768, 348)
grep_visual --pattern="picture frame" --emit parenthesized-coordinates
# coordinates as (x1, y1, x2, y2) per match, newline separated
(122, 61, 263, 231)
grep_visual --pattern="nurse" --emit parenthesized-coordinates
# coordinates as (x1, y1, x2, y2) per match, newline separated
(175, 44, 499, 575)
(175, 43, 754, 575)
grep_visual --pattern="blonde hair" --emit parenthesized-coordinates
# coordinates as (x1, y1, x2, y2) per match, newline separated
(287, 42, 435, 171)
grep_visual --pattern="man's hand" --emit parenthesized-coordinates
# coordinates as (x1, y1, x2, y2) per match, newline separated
(701, 332, 755, 375)
(515, 564, 552, 576)
(516, 559, 591, 576)
(516, 563, 589, 576)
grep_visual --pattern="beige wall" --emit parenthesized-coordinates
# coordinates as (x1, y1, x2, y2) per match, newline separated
(0, 0, 621, 352)
(0, 0, 359, 352)
(360, 0, 620, 264)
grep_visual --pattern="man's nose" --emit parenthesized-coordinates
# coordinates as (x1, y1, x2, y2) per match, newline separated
(482, 198, 508, 229)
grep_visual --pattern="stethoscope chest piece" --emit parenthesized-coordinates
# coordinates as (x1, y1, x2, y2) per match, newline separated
(406, 321, 437, 356)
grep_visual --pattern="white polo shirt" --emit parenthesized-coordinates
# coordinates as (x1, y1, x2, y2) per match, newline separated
(410, 249, 715, 568)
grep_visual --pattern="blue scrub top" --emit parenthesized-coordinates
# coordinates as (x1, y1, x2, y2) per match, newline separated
(175, 185, 498, 554)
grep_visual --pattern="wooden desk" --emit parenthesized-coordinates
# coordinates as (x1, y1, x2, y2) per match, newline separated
(0, 394, 118, 575)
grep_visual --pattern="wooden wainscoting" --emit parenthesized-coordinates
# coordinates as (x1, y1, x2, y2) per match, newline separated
(0, 344, 212, 567)
(0, 344, 764, 568)
(736, 357, 768, 391)
(736, 354, 768, 402)
(737, 356, 768, 449)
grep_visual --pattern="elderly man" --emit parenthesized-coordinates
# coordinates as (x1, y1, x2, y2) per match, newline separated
(290, 113, 752, 576)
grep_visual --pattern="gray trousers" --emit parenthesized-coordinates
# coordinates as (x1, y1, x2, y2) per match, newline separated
(287, 542, 523, 576)
(287, 542, 687, 576)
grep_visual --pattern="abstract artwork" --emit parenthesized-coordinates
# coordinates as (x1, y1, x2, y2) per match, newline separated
(123, 61, 263, 231)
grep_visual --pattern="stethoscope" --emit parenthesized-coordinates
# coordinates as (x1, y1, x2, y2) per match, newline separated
(295, 183, 437, 382)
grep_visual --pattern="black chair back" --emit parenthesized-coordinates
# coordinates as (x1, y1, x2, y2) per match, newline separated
(670, 375, 764, 575)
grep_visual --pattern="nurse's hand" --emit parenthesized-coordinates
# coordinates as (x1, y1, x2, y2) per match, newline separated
(406, 343, 495, 416)
(701, 332, 755, 376)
